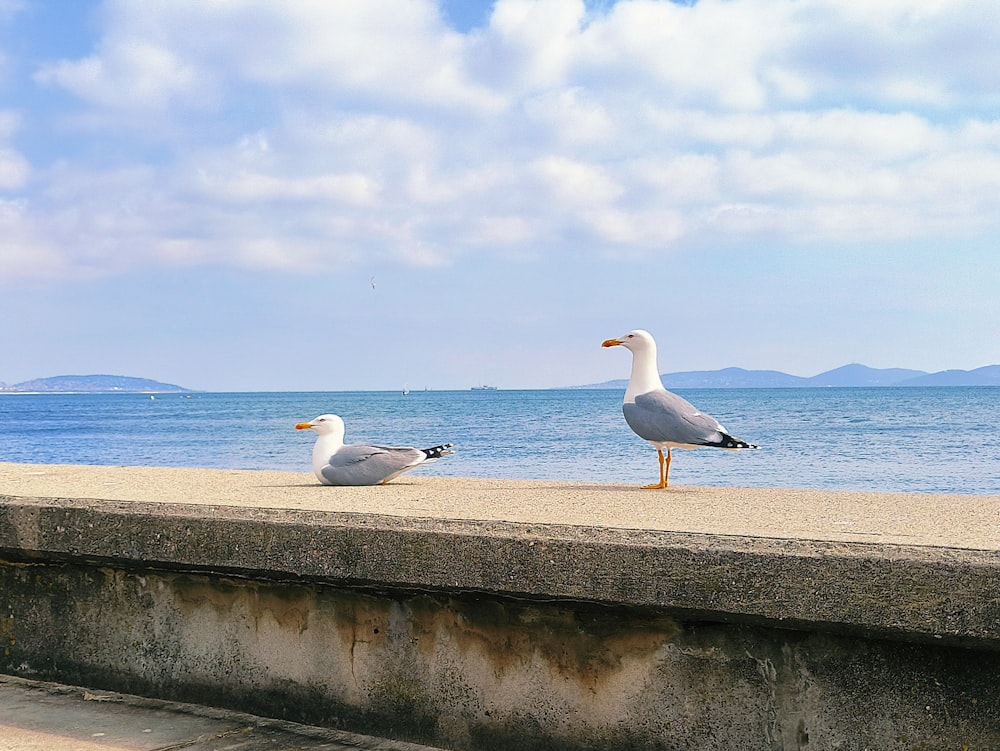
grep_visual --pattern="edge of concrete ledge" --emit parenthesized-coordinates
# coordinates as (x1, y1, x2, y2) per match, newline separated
(3, 493, 1000, 649)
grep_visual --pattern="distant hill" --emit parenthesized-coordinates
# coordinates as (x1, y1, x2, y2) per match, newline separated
(896, 365, 1000, 387)
(805, 364, 928, 387)
(1, 374, 194, 393)
(578, 363, 1000, 389)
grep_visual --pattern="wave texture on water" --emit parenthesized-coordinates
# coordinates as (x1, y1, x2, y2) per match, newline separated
(1, 388, 998, 494)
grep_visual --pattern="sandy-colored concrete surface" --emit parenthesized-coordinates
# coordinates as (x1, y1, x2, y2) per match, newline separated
(1, 461, 998, 550)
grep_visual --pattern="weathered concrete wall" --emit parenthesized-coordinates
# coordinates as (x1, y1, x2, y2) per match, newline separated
(2, 465, 1000, 749)
(5, 559, 1000, 750)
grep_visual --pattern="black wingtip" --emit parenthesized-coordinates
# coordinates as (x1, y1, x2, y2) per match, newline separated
(421, 443, 454, 459)
(715, 433, 759, 450)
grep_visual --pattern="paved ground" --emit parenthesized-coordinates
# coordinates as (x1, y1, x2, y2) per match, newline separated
(1, 461, 998, 550)
(0, 676, 439, 751)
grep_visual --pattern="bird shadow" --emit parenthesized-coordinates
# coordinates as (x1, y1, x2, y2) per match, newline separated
(253, 482, 329, 489)
(253, 481, 704, 493)
(253, 481, 423, 489)
(495, 482, 704, 494)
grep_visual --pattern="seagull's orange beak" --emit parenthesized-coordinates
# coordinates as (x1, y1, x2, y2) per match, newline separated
(295, 422, 314, 430)
(601, 338, 623, 348)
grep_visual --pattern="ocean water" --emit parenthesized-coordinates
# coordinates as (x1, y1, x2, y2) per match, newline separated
(1, 387, 998, 495)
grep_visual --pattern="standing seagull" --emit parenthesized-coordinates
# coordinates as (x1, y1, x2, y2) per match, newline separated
(295, 414, 453, 486)
(602, 330, 758, 488)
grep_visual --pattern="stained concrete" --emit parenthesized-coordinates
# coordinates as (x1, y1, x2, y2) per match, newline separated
(2, 462, 1000, 749)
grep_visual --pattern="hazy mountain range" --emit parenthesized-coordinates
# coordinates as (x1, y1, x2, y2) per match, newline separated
(0, 375, 193, 393)
(579, 363, 1000, 389)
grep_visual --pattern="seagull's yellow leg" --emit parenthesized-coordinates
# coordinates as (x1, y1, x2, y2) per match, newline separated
(642, 448, 670, 489)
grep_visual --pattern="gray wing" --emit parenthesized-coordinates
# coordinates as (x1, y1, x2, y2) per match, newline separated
(321, 444, 425, 486)
(623, 390, 726, 447)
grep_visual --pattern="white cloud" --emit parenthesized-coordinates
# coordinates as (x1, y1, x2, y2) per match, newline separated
(0, 144, 31, 190)
(532, 155, 623, 207)
(0, 147, 28, 189)
(0, 199, 69, 277)
(484, 0, 585, 91)
(233, 0, 505, 113)
(202, 172, 380, 207)
(36, 40, 202, 110)
(462, 215, 536, 246)
(780, 0, 1000, 109)
(35, 0, 505, 116)
(588, 206, 684, 246)
(522, 87, 615, 146)
(405, 163, 515, 205)
(629, 154, 721, 206)
(0, 112, 28, 188)
(579, 0, 794, 110)
(6, 0, 1000, 283)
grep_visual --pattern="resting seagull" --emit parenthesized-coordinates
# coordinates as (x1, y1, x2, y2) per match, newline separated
(295, 414, 453, 486)
(602, 330, 758, 489)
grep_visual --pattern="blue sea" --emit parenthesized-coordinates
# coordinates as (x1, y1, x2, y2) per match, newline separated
(1, 388, 998, 495)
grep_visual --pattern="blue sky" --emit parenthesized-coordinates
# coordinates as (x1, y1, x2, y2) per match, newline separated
(2, 0, 999, 391)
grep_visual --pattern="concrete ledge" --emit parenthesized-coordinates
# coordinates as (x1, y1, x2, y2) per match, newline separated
(2, 463, 999, 647)
(3, 462, 1000, 749)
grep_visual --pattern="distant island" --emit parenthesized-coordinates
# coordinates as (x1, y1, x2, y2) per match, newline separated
(0, 374, 195, 394)
(578, 363, 1000, 389)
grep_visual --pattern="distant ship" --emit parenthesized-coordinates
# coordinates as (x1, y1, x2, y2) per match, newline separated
(471, 385, 498, 391)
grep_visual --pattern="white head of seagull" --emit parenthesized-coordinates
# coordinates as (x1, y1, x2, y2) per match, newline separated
(601, 329, 663, 402)
(296, 414, 345, 440)
(602, 329, 758, 489)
